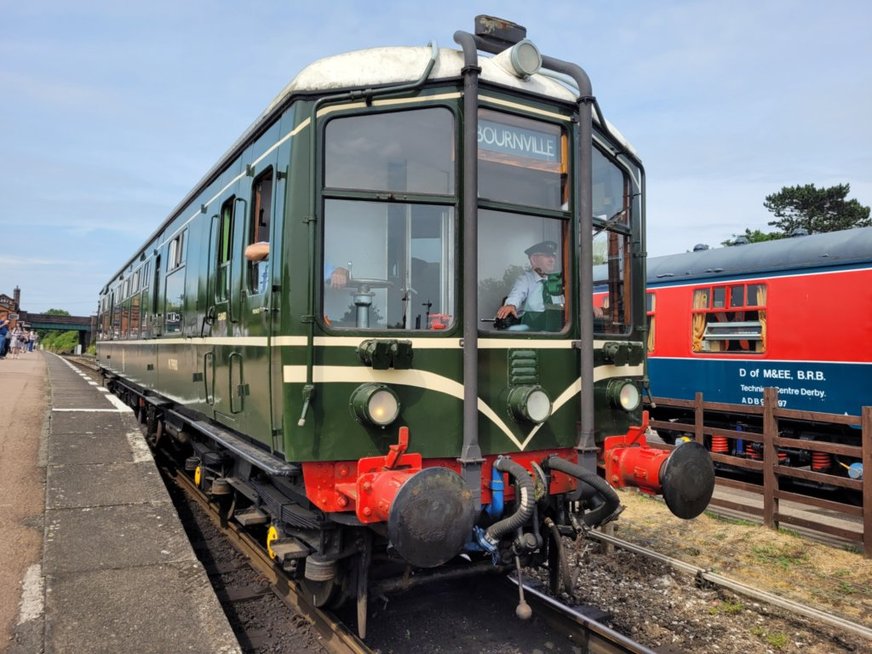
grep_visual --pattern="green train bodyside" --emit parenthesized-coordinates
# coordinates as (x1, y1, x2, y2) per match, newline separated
(96, 85, 645, 466)
(92, 28, 718, 631)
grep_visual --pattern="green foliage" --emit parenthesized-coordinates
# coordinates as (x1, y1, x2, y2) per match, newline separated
(721, 228, 781, 247)
(750, 542, 808, 569)
(709, 599, 745, 615)
(41, 330, 80, 353)
(751, 626, 789, 649)
(44, 308, 71, 316)
(763, 183, 871, 235)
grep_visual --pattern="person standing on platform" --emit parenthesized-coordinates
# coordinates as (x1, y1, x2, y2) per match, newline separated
(0, 317, 9, 359)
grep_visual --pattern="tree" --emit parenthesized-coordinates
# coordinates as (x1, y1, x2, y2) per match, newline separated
(721, 228, 781, 247)
(763, 183, 871, 235)
(44, 308, 71, 316)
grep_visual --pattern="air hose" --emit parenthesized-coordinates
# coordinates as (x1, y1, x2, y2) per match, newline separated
(483, 457, 535, 548)
(545, 455, 621, 527)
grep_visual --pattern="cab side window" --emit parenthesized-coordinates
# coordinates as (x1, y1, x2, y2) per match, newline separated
(248, 170, 273, 294)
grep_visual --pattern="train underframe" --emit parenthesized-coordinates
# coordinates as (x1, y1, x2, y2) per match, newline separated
(106, 373, 714, 636)
(651, 405, 864, 501)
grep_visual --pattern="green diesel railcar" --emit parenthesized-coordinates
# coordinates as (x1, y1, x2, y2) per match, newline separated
(97, 16, 713, 638)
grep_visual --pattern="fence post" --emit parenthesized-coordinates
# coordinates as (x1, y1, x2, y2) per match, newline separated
(863, 406, 871, 559)
(694, 392, 704, 444)
(762, 387, 779, 529)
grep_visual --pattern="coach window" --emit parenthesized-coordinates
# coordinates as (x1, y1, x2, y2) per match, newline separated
(217, 197, 234, 301)
(322, 108, 455, 330)
(164, 230, 187, 334)
(692, 283, 767, 353)
(111, 287, 122, 339)
(247, 171, 273, 295)
(139, 262, 150, 337)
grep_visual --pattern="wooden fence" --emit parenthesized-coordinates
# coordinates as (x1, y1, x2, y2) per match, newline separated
(649, 388, 871, 558)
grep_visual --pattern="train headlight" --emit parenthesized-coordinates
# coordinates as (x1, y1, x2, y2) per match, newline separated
(607, 380, 641, 412)
(509, 39, 542, 78)
(508, 385, 551, 424)
(350, 383, 400, 427)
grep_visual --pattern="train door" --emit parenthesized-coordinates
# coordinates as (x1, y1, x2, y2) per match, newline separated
(238, 154, 282, 450)
(203, 195, 239, 419)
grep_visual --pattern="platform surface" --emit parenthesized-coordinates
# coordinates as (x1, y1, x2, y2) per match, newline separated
(5, 352, 240, 653)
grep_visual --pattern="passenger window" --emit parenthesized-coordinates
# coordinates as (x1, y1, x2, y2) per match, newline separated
(217, 197, 234, 301)
(111, 287, 122, 339)
(692, 284, 767, 353)
(247, 172, 273, 294)
(168, 231, 186, 271)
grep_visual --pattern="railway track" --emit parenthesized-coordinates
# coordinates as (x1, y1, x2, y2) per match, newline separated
(66, 354, 870, 650)
(58, 354, 656, 651)
(168, 465, 369, 654)
(167, 457, 656, 653)
(586, 528, 872, 643)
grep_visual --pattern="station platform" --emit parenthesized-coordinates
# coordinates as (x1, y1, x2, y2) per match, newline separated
(5, 352, 240, 654)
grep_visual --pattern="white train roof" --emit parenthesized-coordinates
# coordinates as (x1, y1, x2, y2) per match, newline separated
(263, 46, 636, 156)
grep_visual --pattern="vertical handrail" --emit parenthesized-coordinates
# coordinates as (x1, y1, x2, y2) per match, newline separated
(862, 406, 871, 558)
(763, 387, 779, 529)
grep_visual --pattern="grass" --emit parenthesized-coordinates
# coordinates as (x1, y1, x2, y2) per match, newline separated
(751, 626, 789, 649)
(837, 580, 859, 595)
(749, 542, 808, 570)
(708, 512, 758, 528)
(709, 600, 745, 615)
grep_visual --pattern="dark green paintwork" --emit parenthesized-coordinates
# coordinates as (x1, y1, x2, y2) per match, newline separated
(96, 80, 646, 466)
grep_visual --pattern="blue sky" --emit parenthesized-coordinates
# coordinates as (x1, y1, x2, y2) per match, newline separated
(2, 0, 870, 314)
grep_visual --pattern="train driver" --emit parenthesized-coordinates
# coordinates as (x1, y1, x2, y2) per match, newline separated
(496, 240, 565, 331)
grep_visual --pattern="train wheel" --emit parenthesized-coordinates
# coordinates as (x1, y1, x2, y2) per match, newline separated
(300, 576, 341, 608)
(301, 554, 345, 608)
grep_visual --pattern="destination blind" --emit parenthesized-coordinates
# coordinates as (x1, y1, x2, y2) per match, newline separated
(478, 119, 560, 163)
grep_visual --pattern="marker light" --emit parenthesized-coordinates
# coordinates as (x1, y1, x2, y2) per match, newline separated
(350, 383, 400, 427)
(607, 380, 642, 412)
(509, 39, 542, 78)
(508, 385, 552, 424)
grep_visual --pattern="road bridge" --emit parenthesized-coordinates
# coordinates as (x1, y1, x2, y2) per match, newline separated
(1, 288, 95, 349)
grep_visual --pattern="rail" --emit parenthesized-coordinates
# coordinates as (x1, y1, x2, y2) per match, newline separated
(650, 389, 871, 558)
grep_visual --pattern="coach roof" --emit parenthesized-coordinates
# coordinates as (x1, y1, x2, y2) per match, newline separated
(646, 226, 872, 284)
